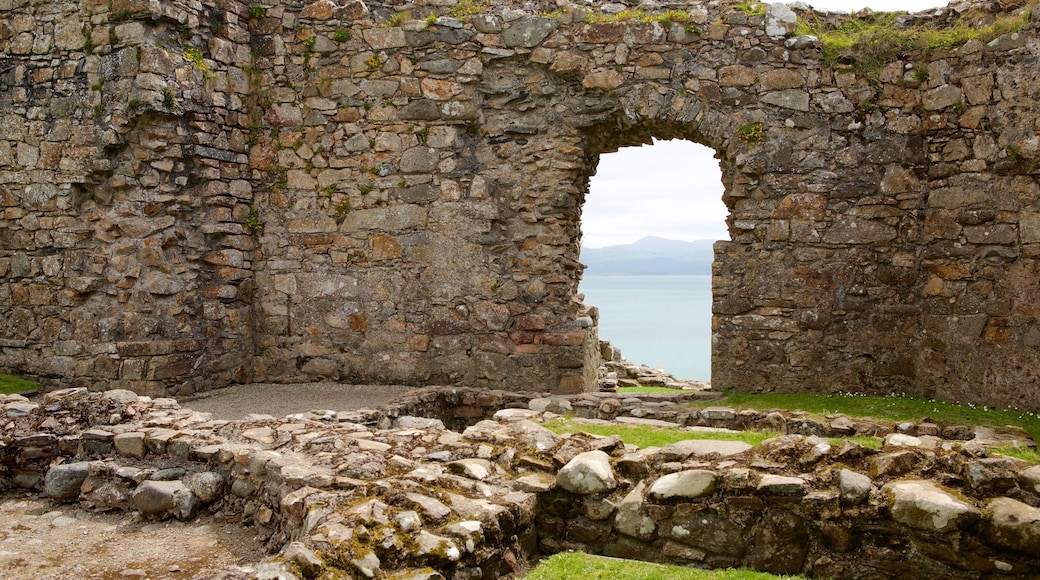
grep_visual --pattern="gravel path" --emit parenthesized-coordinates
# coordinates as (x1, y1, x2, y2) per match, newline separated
(178, 382, 414, 421)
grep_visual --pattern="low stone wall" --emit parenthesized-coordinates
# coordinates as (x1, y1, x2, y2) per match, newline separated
(2, 387, 1039, 579)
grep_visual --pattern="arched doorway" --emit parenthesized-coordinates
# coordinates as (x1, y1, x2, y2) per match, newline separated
(579, 139, 729, 381)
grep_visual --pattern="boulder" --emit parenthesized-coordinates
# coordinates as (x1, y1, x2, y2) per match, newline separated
(985, 497, 1040, 555)
(614, 482, 656, 540)
(44, 461, 90, 500)
(838, 469, 871, 506)
(648, 470, 718, 500)
(883, 480, 978, 533)
(556, 450, 617, 494)
(132, 480, 199, 520)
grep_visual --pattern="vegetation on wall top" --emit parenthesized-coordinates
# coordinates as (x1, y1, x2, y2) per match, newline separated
(796, 0, 1037, 71)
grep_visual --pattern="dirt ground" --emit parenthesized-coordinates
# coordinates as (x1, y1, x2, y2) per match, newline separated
(0, 493, 266, 580)
(0, 383, 416, 578)
(178, 382, 415, 421)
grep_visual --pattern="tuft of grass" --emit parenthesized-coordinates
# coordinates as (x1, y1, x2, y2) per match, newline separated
(526, 552, 807, 580)
(0, 374, 41, 394)
(795, 2, 1037, 73)
(542, 418, 778, 448)
(828, 435, 883, 449)
(332, 29, 351, 43)
(992, 447, 1040, 463)
(386, 11, 410, 27)
(734, 2, 768, 17)
(449, 0, 488, 19)
(690, 393, 1040, 444)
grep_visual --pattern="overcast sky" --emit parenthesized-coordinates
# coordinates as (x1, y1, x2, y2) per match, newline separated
(582, 0, 947, 249)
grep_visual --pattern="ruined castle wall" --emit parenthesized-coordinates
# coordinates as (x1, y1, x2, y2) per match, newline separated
(0, 0, 257, 396)
(2, 0, 1040, 410)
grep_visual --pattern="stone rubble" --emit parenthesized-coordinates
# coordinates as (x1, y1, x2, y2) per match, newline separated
(1, 386, 1038, 578)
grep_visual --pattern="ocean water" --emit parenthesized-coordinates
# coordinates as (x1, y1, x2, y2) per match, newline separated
(579, 275, 712, 381)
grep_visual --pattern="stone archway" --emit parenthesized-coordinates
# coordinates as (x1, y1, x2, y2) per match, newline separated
(2, 0, 1039, 411)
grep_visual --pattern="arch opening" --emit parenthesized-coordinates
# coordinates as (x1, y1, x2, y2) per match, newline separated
(578, 138, 729, 383)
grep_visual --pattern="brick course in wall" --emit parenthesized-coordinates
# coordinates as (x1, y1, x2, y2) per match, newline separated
(2, 0, 1040, 410)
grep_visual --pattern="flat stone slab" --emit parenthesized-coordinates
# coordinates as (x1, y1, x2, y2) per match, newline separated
(658, 439, 752, 461)
(883, 480, 979, 533)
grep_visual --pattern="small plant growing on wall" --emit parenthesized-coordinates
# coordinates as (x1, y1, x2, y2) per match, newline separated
(386, 11, 410, 27)
(737, 122, 764, 146)
(449, 0, 488, 19)
(365, 54, 383, 71)
(248, 5, 266, 19)
(161, 86, 177, 110)
(183, 46, 209, 71)
(332, 29, 351, 43)
(334, 199, 351, 219)
(244, 206, 264, 234)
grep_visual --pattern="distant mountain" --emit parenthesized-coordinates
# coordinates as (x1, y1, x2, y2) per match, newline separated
(581, 236, 717, 275)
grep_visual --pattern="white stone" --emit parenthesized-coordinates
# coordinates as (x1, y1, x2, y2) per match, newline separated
(883, 480, 978, 533)
(556, 450, 617, 494)
(648, 470, 718, 500)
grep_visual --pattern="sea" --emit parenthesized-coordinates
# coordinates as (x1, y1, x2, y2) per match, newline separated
(578, 275, 712, 381)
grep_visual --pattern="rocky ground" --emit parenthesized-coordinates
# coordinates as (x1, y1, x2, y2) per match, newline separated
(0, 493, 265, 579)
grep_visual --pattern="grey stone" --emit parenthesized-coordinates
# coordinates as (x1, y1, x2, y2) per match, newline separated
(757, 474, 806, 495)
(614, 482, 656, 540)
(447, 458, 492, 481)
(883, 480, 978, 533)
(986, 497, 1040, 555)
(838, 469, 871, 506)
(658, 439, 751, 461)
(648, 470, 718, 500)
(102, 389, 139, 404)
(44, 461, 90, 500)
(501, 16, 554, 48)
(187, 471, 225, 504)
(283, 542, 323, 579)
(132, 480, 200, 520)
(353, 552, 381, 578)
(414, 531, 460, 562)
(556, 450, 617, 494)
(1018, 464, 1040, 493)
(393, 416, 445, 429)
(761, 89, 810, 111)
(399, 146, 439, 173)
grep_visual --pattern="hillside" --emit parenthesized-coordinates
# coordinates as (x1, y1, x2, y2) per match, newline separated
(581, 237, 717, 275)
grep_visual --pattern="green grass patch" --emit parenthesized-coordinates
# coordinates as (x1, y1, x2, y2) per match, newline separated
(0, 373, 40, 394)
(992, 447, 1040, 463)
(689, 393, 1040, 444)
(542, 418, 778, 449)
(795, 2, 1036, 72)
(526, 552, 806, 579)
(827, 435, 882, 449)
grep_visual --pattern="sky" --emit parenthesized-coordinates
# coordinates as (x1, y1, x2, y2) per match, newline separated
(581, 0, 947, 249)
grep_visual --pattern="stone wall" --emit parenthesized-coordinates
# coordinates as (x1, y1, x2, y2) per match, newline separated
(2, 0, 1040, 410)
(2, 387, 1039, 578)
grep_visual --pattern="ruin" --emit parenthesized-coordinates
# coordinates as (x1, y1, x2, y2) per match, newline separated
(2, 0, 1040, 411)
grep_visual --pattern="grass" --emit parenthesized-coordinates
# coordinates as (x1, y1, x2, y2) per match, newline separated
(687, 393, 1040, 444)
(992, 447, 1040, 463)
(542, 418, 779, 448)
(795, 1, 1036, 72)
(526, 552, 806, 580)
(0, 374, 40, 394)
